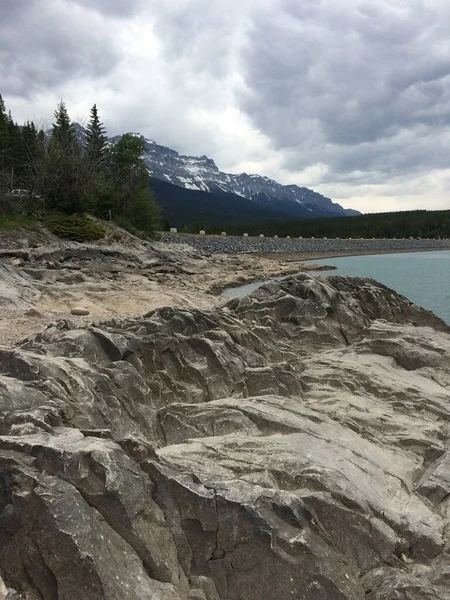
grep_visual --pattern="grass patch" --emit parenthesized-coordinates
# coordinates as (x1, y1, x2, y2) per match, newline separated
(0, 214, 40, 231)
(45, 213, 105, 242)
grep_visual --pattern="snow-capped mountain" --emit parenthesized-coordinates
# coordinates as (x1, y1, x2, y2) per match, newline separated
(73, 124, 359, 218)
(137, 137, 359, 218)
(103, 129, 360, 219)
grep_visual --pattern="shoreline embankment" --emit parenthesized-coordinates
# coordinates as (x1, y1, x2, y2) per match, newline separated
(160, 232, 450, 257)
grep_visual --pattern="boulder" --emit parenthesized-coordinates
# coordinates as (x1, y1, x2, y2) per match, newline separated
(70, 307, 90, 316)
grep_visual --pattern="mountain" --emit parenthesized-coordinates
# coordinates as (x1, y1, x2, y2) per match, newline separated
(149, 177, 314, 228)
(106, 131, 360, 220)
(139, 137, 359, 218)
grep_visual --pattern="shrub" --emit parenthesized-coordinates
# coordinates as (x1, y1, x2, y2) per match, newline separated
(0, 213, 39, 231)
(122, 185, 160, 237)
(46, 213, 105, 242)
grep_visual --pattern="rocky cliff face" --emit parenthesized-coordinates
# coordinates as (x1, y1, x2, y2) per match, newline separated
(0, 274, 449, 599)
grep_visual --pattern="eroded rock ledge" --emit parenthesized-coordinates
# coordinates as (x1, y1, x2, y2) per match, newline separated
(0, 274, 449, 600)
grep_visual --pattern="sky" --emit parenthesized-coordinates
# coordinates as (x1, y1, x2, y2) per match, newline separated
(1, 0, 450, 213)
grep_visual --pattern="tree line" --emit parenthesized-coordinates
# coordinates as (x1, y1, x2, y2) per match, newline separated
(0, 95, 160, 236)
(171, 209, 450, 239)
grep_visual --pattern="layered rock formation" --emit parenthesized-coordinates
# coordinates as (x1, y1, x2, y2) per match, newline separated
(0, 274, 449, 599)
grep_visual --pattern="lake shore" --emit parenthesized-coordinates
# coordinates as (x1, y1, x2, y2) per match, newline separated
(209, 246, 450, 296)
(0, 238, 334, 346)
(1, 233, 450, 345)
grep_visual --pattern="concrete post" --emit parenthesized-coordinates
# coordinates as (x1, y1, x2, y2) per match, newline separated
(199, 230, 206, 235)
(169, 227, 177, 233)
(274, 235, 278, 238)
(243, 233, 249, 237)
(260, 234, 264, 238)
(221, 231, 227, 236)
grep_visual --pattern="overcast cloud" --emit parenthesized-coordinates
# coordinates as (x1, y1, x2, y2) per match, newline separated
(2, 0, 450, 212)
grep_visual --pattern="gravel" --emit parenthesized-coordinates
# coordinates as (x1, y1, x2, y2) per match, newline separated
(160, 233, 450, 255)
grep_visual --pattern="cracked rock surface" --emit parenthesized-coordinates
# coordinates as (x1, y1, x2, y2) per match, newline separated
(0, 273, 449, 599)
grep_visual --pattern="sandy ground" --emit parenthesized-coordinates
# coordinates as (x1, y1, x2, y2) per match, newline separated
(0, 250, 330, 346)
(2, 243, 450, 347)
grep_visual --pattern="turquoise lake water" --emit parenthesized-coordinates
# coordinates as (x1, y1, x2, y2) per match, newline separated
(311, 250, 450, 324)
(222, 250, 450, 324)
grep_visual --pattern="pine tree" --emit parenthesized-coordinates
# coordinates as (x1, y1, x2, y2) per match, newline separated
(85, 104, 108, 164)
(0, 94, 8, 182)
(43, 100, 86, 212)
(17, 121, 39, 190)
(5, 111, 22, 184)
(108, 134, 160, 235)
(0, 94, 7, 139)
(51, 100, 77, 150)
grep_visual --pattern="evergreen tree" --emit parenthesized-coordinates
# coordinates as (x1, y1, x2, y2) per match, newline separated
(17, 121, 40, 191)
(0, 95, 9, 186)
(107, 134, 160, 235)
(0, 97, 161, 234)
(21, 120, 39, 167)
(85, 104, 108, 164)
(51, 100, 77, 149)
(42, 100, 87, 212)
(0, 94, 7, 148)
(0, 95, 6, 123)
(4, 111, 22, 186)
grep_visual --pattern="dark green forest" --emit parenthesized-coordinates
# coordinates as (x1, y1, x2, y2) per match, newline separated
(0, 95, 160, 239)
(173, 210, 450, 239)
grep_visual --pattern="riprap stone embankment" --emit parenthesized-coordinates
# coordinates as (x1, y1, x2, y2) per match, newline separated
(160, 232, 450, 255)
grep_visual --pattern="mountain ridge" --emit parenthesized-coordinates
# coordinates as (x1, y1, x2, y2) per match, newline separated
(106, 131, 360, 220)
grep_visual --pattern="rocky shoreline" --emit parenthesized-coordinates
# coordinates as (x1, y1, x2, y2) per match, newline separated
(0, 237, 334, 346)
(1, 234, 450, 599)
(0, 272, 450, 599)
(160, 232, 450, 255)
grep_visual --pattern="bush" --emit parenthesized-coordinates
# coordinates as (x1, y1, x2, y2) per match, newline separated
(46, 213, 105, 242)
(116, 185, 161, 238)
(0, 213, 39, 231)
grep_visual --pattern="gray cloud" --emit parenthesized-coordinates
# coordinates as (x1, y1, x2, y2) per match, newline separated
(237, 0, 450, 186)
(0, 0, 121, 97)
(69, 0, 144, 17)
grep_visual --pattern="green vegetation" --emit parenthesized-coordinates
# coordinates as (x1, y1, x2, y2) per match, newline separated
(176, 210, 450, 239)
(46, 213, 105, 242)
(0, 94, 160, 239)
(0, 214, 39, 231)
(84, 104, 108, 165)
